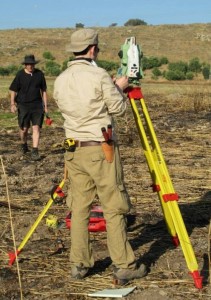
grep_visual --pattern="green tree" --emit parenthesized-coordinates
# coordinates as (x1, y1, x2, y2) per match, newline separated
(75, 23, 84, 28)
(124, 19, 147, 26)
(109, 23, 117, 27)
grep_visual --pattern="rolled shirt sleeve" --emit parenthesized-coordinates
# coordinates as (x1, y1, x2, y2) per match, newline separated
(101, 70, 127, 117)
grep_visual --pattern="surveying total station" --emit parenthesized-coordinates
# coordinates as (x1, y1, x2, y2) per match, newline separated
(118, 37, 203, 289)
(118, 36, 144, 84)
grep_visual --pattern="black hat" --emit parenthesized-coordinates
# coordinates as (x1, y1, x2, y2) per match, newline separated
(21, 55, 39, 65)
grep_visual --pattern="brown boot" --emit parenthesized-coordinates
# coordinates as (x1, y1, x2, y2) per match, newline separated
(113, 263, 147, 285)
(71, 264, 89, 279)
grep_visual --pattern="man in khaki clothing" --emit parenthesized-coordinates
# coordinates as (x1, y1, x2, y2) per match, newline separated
(53, 28, 147, 283)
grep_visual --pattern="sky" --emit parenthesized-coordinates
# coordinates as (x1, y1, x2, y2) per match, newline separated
(0, 0, 210, 29)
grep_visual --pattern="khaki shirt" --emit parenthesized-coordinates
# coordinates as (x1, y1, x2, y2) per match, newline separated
(53, 59, 127, 141)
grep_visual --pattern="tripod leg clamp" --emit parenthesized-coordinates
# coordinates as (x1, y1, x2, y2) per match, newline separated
(51, 185, 65, 202)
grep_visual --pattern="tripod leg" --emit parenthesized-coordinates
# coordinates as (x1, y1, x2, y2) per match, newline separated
(130, 95, 202, 288)
(8, 178, 66, 265)
(130, 98, 177, 240)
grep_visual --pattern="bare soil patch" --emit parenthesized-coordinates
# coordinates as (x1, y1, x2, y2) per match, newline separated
(0, 86, 211, 299)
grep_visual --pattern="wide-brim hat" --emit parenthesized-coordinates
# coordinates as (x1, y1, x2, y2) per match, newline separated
(66, 28, 98, 53)
(22, 55, 39, 65)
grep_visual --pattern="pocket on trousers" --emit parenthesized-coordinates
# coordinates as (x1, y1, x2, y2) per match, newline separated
(64, 151, 74, 161)
(115, 184, 131, 214)
(91, 153, 104, 162)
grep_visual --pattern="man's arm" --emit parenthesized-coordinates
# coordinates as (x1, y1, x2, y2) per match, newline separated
(10, 90, 17, 113)
(114, 76, 128, 91)
(102, 73, 128, 117)
(42, 91, 48, 114)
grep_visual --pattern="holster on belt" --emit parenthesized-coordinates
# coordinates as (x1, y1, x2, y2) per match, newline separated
(101, 141, 114, 163)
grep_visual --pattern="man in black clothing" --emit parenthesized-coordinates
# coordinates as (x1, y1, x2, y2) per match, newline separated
(9, 54, 48, 161)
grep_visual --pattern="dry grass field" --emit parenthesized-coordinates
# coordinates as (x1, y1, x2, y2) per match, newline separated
(0, 23, 211, 69)
(0, 24, 211, 300)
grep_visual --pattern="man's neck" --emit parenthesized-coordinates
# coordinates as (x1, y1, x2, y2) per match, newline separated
(74, 57, 92, 63)
(24, 68, 34, 75)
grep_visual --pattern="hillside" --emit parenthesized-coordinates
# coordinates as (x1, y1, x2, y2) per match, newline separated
(0, 23, 210, 69)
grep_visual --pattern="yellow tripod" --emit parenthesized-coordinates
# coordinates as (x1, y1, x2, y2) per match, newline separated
(8, 167, 67, 266)
(126, 86, 203, 289)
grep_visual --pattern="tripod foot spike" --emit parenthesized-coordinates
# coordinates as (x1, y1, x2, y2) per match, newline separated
(8, 250, 21, 266)
(172, 235, 180, 247)
(113, 278, 129, 286)
(190, 270, 203, 289)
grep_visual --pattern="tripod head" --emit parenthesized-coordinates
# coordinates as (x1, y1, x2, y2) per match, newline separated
(117, 37, 144, 86)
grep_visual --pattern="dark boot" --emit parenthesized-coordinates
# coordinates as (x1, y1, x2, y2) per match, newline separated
(20, 143, 29, 154)
(31, 148, 41, 161)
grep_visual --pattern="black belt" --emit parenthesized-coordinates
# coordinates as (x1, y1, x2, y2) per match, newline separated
(75, 141, 101, 147)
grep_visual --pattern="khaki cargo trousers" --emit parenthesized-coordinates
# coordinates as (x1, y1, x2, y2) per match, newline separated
(64, 143, 136, 269)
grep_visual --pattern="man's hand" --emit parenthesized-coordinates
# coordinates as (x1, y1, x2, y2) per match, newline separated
(44, 106, 48, 114)
(115, 76, 129, 91)
(11, 104, 17, 113)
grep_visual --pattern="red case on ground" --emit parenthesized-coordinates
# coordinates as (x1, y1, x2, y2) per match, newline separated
(65, 206, 106, 232)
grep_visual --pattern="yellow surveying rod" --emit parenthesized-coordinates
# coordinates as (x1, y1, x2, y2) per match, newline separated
(126, 86, 203, 289)
(8, 167, 68, 266)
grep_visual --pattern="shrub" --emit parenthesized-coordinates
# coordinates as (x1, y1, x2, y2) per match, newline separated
(160, 57, 169, 65)
(142, 56, 161, 70)
(45, 61, 61, 76)
(202, 65, 210, 79)
(97, 60, 119, 72)
(0, 65, 20, 76)
(165, 70, 186, 80)
(62, 57, 74, 70)
(188, 57, 201, 74)
(124, 19, 147, 26)
(43, 51, 55, 60)
(152, 67, 162, 77)
(61, 58, 118, 73)
(168, 61, 188, 74)
(0, 67, 9, 76)
(186, 71, 194, 80)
